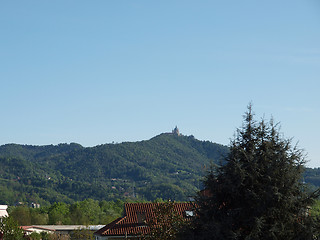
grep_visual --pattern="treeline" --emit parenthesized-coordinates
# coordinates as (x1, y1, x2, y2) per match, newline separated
(8, 197, 320, 226)
(0, 134, 229, 204)
(8, 199, 125, 226)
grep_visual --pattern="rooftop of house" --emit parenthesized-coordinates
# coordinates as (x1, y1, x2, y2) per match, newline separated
(95, 202, 195, 237)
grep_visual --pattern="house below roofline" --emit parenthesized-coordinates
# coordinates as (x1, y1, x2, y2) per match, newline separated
(94, 202, 195, 240)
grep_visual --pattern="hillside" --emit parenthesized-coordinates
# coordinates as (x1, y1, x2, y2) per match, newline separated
(0, 133, 229, 205)
(1, 132, 318, 206)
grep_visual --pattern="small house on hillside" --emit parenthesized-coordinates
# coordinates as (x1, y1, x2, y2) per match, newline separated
(94, 202, 194, 240)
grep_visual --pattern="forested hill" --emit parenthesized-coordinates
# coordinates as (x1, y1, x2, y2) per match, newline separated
(0, 133, 229, 205)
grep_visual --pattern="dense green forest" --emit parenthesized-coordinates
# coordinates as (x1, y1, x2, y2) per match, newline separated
(7, 199, 125, 226)
(0, 133, 228, 205)
(0, 132, 318, 206)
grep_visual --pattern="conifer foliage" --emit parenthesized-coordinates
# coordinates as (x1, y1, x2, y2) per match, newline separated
(188, 105, 320, 240)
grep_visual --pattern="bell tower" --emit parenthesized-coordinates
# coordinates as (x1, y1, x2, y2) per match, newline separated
(172, 126, 180, 136)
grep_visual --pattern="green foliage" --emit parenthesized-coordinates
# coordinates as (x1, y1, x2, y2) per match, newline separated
(0, 135, 228, 203)
(69, 199, 101, 225)
(140, 183, 186, 201)
(186, 105, 320, 240)
(28, 232, 42, 240)
(9, 199, 124, 226)
(25, 232, 68, 240)
(48, 202, 71, 225)
(311, 200, 320, 217)
(0, 216, 25, 240)
(30, 208, 49, 225)
(70, 227, 94, 240)
(9, 206, 49, 225)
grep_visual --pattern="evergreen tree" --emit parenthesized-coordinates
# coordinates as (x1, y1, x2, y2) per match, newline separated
(187, 105, 320, 240)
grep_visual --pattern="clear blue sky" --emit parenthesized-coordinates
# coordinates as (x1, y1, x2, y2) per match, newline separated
(1, 1, 319, 167)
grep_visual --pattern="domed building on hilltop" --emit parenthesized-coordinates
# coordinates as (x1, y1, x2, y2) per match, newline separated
(172, 126, 180, 136)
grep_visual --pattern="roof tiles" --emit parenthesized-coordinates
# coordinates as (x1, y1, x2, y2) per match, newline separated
(96, 202, 194, 237)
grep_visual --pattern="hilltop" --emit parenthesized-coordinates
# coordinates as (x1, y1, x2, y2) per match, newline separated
(0, 132, 229, 205)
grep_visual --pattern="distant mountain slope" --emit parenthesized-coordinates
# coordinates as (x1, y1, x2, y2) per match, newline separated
(304, 168, 320, 190)
(1, 133, 318, 206)
(0, 133, 229, 205)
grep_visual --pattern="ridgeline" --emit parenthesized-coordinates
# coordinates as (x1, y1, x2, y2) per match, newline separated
(0, 131, 318, 206)
(0, 132, 228, 205)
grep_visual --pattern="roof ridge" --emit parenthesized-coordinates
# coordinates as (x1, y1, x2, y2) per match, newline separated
(95, 217, 124, 235)
(104, 216, 127, 234)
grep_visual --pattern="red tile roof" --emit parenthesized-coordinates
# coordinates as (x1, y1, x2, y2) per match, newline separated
(95, 202, 195, 237)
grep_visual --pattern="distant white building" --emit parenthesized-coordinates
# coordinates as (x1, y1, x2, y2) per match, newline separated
(0, 205, 8, 218)
(30, 225, 105, 236)
(21, 226, 55, 235)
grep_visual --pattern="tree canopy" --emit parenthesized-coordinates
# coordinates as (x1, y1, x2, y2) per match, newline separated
(8, 199, 124, 226)
(187, 105, 320, 240)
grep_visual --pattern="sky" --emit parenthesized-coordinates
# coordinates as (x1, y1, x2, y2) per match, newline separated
(0, 1, 319, 167)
